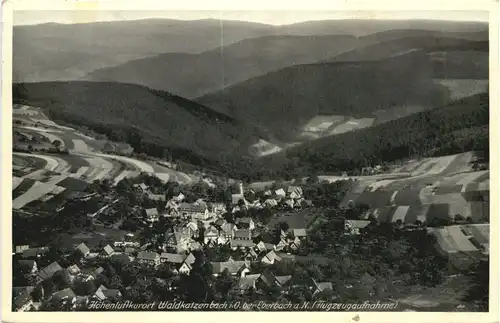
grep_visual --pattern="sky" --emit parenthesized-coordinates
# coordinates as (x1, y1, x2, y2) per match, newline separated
(14, 10, 489, 26)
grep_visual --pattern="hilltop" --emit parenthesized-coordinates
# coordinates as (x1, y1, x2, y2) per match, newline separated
(83, 35, 366, 98)
(12, 81, 263, 170)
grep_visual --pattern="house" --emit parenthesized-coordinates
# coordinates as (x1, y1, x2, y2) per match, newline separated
(37, 262, 63, 281)
(165, 199, 179, 214)
(230, 239, 255, 250)
(211, 258, 251, 277)
(160, 253, 184, 264)
(18, 260, 38, 274)
(21, 247, 49, 259)
(275, 188, 286, 198)
(235, 217, 255, 230)
(173, 193, 186, 202)
(136, 251, 161, 267)
(94, 285, 122, 301)
(255, 241, 268, 253)
(285, 199, 296, 209)
(210, 203, 226, 214)
(204, 226, 220, 245)
(264, 199, 278, 207)
(313, 281, 333, 295)
(233, 274, 261, 293)
(287, 186, 303, 199)
(291, 228, 308, 239)
(178, 203, 212, 221)
(275, 238, 288, 251)
(243, 248, 259, 261)
(220, 223, 237, 240)
(13, 290, 33, 312)
(264, 243, 276, 251)
(165, 228, 192, 253)
(15, 245, 30, 254)
(234, 229, 252, 240)
(50, 288, 77, 308)
(256, 269, 276, 288)
(148, 193, 166, 202)
(261, 250, 282, 265)
(185, 222, 199, 237)
(75, 243, 90, 258)
(66, 264, 81, 276)
(345, 220, 371, 235)
(275, 275, 292, 287)
(144, 208, 159, 222)
(100, 245, 115, 258)
(289, 237, 302, 251)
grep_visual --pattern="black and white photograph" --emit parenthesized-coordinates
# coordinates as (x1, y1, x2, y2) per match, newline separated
(6, 6, 494, 315)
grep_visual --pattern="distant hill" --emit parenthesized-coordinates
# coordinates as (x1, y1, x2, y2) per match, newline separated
(13, 19, 274, 82)
(83, 35, 370, 98)
(274, 19, 488, 37)
(197, 38, 488, 141)
(12, 81, 263, 168)
(14, 19, 487, 83)
(251, 92, 489, 179)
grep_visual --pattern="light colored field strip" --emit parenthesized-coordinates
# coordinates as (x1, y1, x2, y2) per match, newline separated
(392, 205, 410, 223)
(411, 159, 436, 175)
(53, 157, 70, 173)
(38, 132, 65, 148)
(72, 139, 92, 153)
(24, 169, 47, 181)
(69, 167, 90, 179)
(368, 179, 395, 192)
(426, 155, 457, 175)
(45, 175, 69, 186)
(83, 157, 114, 181)
(155, 173, 170, 182)
(19, 126, 63, 133)
(12, 177, 23, 190)
(113, 170, 141, 185)
(12, 181, 57, 209)
(14, 153, 59, 171)
(390, 191, 399, 204)
(92, 153, 155, 173)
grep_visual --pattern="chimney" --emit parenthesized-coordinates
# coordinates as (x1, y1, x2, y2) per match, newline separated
(239, 182, 244, 195)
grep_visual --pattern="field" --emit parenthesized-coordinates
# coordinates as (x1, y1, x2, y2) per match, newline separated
(434, 79, 489, 100)
(327, 117, 375, 135)
(335, 153, 489, 224)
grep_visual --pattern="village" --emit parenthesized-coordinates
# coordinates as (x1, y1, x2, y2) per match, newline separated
(12, 158, 490, 311)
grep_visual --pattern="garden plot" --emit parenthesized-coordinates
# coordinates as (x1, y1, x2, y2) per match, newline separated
(83, 156, 114, 181)
(72, 139, 93, 153)
(12, 181, 63, 209)
(14, 153, 60, 171)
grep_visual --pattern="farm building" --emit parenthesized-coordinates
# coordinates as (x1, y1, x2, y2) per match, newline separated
(178, 203, 212, 221)
(428, 224, 489, 270)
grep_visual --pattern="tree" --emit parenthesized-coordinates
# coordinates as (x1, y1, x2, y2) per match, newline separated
(52, 140, 62, 149)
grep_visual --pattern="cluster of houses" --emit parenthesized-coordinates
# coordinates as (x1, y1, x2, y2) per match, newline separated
(12, 223, 314, 312)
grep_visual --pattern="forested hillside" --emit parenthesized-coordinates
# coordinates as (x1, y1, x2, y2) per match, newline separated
(250, 93, 489, 180)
